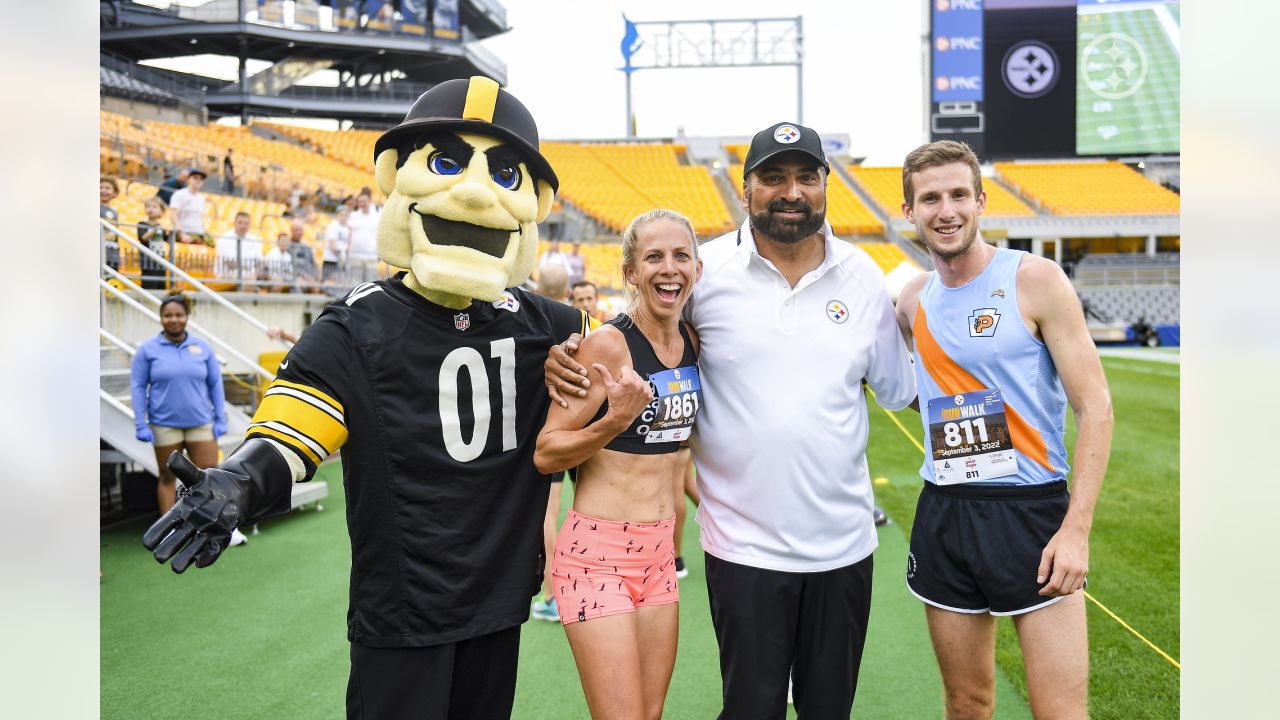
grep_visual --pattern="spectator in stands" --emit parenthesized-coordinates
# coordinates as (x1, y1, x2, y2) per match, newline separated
(288, 182, 303, 211)
(286, 218, 320, 291)
(137, 196, 173, 291)
(566, 241, 586, 285)
(315, 185, 333, 211)
(264, 233, 295, 292)
(295, 193, 317, 224)
(570, 280, 613, 323)
(99, 175, 120, 223)
(217, 211, 264, 290)
(536, 263, 570, 302)
(157, 168, 188, 206)
(222, 148, 236, 195)
(347, 191, 381, 276)
(538, 239, 573, 277)
(170, 167, 215, 246)
(322, 205, 352, 287)
(130, 295, 247, 547)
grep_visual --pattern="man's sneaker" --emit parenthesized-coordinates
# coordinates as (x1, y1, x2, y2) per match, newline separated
(530, 596, 559, 622)
(674, 556, 689, 579)
(229, 527, 248, 546)
(873, 506, 889, 527)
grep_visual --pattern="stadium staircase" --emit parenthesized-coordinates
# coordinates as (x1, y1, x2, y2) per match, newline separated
(831, 164, 931, 268)
(99, 219, 328, 511)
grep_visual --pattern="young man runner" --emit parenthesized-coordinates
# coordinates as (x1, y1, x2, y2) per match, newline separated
(896, 140, 1114, 720)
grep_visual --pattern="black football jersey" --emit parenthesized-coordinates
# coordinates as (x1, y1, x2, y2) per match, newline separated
(247, 274, 588, 647)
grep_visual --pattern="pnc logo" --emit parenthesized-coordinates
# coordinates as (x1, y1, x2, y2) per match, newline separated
(936, 36, 982, 52)
(969, 308, 1001, 337)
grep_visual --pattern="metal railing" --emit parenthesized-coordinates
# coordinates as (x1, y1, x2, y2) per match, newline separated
(101, 217, 289, 377)
(103, 216, 389, 297)
(113, 0, 470, 42)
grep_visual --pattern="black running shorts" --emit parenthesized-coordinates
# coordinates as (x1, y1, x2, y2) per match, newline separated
(907, 480, 1070, 616)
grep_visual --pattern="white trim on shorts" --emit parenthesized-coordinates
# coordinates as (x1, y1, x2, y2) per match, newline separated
(989, 593, 1067, 617)
(906, 579, 989, 614)
(907, 577, 1070, 616)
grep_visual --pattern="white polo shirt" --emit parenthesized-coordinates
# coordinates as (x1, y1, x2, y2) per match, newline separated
(686, 220, 916, 572)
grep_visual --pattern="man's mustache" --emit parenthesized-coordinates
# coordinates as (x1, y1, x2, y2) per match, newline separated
(766, 200, 813, 214)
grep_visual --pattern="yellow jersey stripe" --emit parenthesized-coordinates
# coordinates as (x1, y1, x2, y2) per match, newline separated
(265, 386, 345, 423)
(252, 393, 349, 458)
(246, 424, 325, 465)
(271, 378, 344, 414)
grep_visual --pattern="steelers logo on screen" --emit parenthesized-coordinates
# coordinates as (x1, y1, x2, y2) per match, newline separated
(1001, 40, 1059, 99)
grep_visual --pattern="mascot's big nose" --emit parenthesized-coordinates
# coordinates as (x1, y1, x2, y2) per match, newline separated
(450, 181, 496, 211)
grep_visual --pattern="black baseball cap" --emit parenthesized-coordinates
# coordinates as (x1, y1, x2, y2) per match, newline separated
(742, 122, 829, 175)
(186, 167, 207, 179)
(374, 76, 557, 191)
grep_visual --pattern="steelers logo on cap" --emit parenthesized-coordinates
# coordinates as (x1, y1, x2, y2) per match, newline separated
(774, 125, 801, 144)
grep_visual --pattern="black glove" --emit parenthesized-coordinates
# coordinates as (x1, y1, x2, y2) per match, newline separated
(142, 438, 294, 573)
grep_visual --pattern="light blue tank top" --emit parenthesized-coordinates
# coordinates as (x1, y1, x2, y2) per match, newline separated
(913, 248, 1068, 486)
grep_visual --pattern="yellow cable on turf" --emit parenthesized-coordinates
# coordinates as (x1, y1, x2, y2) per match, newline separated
(1082, 591, 1180, 669)
(868, 389, 1180, 671)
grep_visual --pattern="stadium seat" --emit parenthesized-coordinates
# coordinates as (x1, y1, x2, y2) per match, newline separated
(994, 161, 1179, 215)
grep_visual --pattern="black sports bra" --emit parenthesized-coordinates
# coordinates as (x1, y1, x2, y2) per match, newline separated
(588, 314, 702, 455)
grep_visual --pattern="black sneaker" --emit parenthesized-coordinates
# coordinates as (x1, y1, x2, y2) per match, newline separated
(873, 506, 889, 527)
(674, 556, 689, 579)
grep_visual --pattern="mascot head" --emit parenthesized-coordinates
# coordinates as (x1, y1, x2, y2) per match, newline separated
(373, 76, 557, 308)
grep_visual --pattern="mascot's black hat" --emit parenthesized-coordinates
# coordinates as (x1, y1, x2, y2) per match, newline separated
(374, 76, 558, 192)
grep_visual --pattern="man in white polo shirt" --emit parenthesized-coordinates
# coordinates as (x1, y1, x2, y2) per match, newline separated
(547, 122, 916, 718)
(689, 122, 916, 718)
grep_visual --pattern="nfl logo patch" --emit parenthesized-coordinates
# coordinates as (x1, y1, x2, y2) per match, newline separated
(454, 313, 470, 331)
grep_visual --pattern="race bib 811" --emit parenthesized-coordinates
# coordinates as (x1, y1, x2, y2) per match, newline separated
(925, 387, 1019, 485)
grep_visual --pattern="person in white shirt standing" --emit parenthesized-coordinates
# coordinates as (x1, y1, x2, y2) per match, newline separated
(217, 211, 264, 290)
(322, 205, 352, 290)
(547, 121, 916, 719)
(168, 167, 214, 247)
(263, 233, 295, 292)
(346, 191, 381, 282)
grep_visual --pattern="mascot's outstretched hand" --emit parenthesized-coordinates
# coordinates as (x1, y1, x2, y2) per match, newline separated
(143, 439, 295, 573)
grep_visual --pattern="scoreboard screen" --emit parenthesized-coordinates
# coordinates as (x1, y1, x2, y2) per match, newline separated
(1076, 0, 1180, 155)
(929, 0, 1180, 158)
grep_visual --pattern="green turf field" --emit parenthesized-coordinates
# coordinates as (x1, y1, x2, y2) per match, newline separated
(1076, 3, 1181, 155)
(101, 353, 1177, 718)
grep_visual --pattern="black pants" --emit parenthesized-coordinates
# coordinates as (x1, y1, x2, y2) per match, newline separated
(346, 626, 521, 720)
(706, 553, 874, 720)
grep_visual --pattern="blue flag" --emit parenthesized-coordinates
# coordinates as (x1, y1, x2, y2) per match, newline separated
(620, 15, 642, 73)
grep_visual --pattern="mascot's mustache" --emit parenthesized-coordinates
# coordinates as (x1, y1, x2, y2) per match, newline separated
(408, 203, 520, 259)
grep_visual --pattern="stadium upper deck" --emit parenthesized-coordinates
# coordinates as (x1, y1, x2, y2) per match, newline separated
(101, 0, 510, 122)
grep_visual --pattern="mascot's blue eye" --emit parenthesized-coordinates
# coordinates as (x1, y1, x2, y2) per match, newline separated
(491, 165, 521, 190)
(429, 152, 463, 175)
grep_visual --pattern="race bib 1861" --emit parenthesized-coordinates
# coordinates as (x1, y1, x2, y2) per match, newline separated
(641, 364, 701, 444)
(925, 387, 1019, 485)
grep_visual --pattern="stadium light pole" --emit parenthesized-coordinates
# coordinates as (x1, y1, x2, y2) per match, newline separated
(620, 17, 804, 136)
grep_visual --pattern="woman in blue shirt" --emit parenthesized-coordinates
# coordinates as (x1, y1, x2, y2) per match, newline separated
(130, 296, 231, 523)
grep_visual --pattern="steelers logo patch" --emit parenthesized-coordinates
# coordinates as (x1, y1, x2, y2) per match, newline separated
(773, 125, 801, 144)
(826, 300, 849, 324)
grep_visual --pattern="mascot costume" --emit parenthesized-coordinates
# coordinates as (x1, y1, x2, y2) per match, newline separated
(144, 77, 590, 720)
